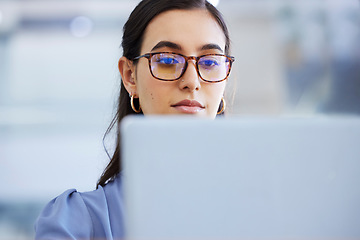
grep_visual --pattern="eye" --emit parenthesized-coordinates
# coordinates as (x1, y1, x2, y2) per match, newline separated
(199, 58, 219, 68)
(156, 56, 179, 65)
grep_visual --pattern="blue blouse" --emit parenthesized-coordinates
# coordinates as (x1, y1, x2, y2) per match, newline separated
(35, 174, 124, 240)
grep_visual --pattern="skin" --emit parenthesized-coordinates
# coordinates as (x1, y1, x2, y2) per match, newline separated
(119, 9, 227, 118)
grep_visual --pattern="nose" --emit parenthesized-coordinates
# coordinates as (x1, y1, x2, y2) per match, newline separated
(178, 59, 201, 91)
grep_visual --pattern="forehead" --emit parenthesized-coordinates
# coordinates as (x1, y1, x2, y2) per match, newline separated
(141, 9, 226, 54)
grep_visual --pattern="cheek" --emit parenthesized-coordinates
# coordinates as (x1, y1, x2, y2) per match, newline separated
(136, 64, 153, 97)
(136, 71, 170, 113)
(205, 83, 226, 116)
(140, 81, 163, 100)
(207, 83, 226, 104)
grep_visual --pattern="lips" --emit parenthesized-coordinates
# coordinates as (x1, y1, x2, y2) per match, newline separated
(171, 99, 205, 114)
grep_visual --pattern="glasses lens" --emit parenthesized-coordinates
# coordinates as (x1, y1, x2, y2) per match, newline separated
(151, 53, 186, 80)
(198, 55, 230, 82)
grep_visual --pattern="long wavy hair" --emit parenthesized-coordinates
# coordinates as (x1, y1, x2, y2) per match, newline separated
(97, 0, 231, 187)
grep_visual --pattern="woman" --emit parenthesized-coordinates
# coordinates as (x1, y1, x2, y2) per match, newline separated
(35, 0, 234, 239)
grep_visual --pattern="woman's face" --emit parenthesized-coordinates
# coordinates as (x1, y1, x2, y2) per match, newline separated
(127, 9, 227, 118)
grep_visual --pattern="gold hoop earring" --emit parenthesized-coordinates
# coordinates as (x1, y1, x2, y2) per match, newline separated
(217, 97, 226, 115)
(130, 94, 141, 113)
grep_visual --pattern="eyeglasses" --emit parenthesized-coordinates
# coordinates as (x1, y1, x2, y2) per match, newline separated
(133, 52, 235, 83)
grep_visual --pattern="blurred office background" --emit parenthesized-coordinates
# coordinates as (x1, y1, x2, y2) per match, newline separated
(0, 0, 359, 238)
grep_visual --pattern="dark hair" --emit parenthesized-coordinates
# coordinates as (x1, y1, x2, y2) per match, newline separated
(97, 0, 231, 187)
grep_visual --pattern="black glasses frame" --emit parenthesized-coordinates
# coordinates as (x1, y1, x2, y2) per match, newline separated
(133, 52, 235, 83)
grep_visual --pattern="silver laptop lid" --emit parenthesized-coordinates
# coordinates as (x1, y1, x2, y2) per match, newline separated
(121, 116, 360, 240)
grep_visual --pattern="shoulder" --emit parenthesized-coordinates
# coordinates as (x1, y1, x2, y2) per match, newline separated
(35, 189, 94, 239)
(35, 175, 124, 239)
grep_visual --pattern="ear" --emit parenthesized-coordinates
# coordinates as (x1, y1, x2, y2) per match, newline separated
(118, 56, 137, 96)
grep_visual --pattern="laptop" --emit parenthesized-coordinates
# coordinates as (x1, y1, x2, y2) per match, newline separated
(121, 116, 360, 240)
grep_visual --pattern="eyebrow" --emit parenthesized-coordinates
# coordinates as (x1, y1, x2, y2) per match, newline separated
(200, 43, 224, 53)
(151, 41, 182, 51)
(150, 41, 224, 53)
